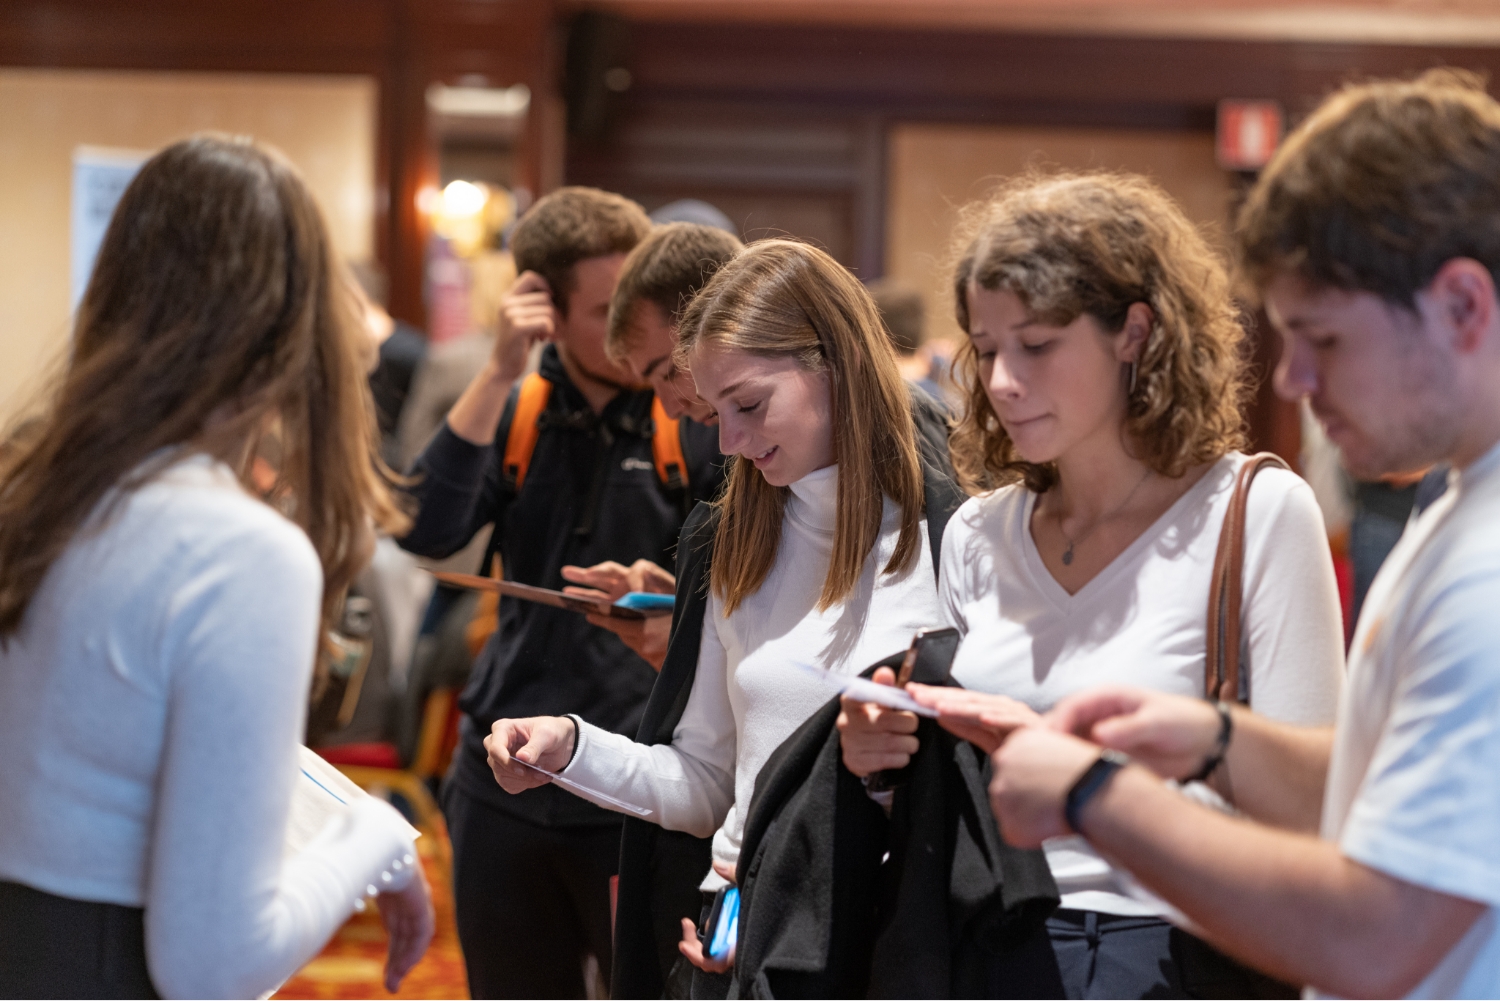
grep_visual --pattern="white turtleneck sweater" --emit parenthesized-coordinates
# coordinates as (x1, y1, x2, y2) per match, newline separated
(564, 464, 945, 885)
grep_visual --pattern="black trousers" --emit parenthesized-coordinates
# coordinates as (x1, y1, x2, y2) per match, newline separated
(0, 879, 159, 999)
(444, 782, 621, 999)
(983, 909, 1298, 999)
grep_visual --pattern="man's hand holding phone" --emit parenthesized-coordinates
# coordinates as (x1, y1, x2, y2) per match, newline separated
(561, 559, 677, 671)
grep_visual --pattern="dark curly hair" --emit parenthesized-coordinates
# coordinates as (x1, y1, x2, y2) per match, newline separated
(948, 171, 1249, 493)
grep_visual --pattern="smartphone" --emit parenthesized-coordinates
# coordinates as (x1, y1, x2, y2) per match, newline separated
(895, 626, 961, 687)
(697, 886, 740, 961)
(865, 627, 962, 793)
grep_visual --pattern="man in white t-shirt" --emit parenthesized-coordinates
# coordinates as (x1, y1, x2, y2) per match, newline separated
(912, 70, 1500, 998)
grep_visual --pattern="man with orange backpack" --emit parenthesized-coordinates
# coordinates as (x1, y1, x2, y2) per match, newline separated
(400, 188, 724, 998)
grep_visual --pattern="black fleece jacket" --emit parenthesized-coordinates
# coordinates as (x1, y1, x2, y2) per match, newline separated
(730, 668, 1059, 998)
(400, 345, 723, 827)
(611, 389, 962, 996)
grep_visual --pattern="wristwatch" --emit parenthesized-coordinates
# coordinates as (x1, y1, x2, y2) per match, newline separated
(1064, 748, 1131, 834)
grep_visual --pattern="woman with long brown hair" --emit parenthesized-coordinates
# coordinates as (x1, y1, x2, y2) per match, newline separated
(482, 239, 960, 994)
(841, 172, 1345, 997)
(0, 135, 432, 998)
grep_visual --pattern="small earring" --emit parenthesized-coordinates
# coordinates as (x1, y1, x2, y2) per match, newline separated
(1127, 361, 1138, 395)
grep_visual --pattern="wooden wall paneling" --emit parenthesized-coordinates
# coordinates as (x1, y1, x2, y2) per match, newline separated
(566, 96, 876, 268)
(386, 0, 557, 325)
(0, 0, 402, 308)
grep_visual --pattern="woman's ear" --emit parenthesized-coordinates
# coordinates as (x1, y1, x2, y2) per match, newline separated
(1116, 302, 1155, 363)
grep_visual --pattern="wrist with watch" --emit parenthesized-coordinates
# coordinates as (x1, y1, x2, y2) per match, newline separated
(1063, 700, 1235, 834)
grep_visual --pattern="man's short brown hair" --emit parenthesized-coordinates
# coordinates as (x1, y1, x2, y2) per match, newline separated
(1238, 69, 1500, 307)
(866, 278, 926, 355)
(605, 222, 743, 361)
(509, 186, 651, 315)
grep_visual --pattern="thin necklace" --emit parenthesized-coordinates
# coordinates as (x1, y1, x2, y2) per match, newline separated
(1056, 466, 1153, 566)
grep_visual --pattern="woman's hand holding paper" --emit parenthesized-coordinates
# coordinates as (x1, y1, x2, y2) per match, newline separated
(906, 686, 1042, 753)
(836, 667, 920, 777)
(484, 716, 577, 792)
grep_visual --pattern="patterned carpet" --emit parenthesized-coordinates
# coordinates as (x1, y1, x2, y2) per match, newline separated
(273, 833, 469, 1000)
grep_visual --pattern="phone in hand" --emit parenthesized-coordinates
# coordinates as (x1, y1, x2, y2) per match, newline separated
(895, 626, 960, 687)
(697, 886, 740, 962)
(864, 626, 961, 794)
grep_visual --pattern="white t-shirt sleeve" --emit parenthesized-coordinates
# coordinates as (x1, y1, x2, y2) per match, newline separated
(1240, 471, 1345, 725)
(938, 497, 980, 637)
(1340, 565, 1500, 908)
(144, 518, 413, 999)
(564, 597, 737, 838)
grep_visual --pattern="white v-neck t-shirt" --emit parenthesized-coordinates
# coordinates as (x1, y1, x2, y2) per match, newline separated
(1315, 442, 1500, 999)
(940, 452, 1345, 916)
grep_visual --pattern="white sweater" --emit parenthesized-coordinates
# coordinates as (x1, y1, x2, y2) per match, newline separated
(0, 455, 415, 999)
(940, 452, 1345, 915)
(564, 464, 945, 885)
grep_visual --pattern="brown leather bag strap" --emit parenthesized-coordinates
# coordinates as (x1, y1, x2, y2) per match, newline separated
(1206, 452, 1290, 704)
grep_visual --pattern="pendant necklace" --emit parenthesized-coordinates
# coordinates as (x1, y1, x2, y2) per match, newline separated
(1057, 467, 1153, 566)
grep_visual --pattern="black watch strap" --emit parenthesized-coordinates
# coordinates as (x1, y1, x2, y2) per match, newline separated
(1064, 749, 1130, 834)
(1185, 701, 1234, 783)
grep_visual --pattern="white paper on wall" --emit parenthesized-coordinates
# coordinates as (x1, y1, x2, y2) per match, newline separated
(70, 146, 149, 310)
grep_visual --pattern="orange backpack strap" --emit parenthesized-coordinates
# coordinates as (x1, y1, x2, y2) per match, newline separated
(650, 395, 689, 492)
(502, 373, 552, 491)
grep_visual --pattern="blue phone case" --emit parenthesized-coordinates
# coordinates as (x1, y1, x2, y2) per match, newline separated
(613, 591, 676, 611)
(708, 887, 739, 960)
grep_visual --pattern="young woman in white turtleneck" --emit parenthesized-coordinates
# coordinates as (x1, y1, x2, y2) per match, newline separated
(482, 240, 946, 976)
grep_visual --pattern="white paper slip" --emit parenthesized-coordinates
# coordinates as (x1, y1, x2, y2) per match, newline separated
(510, 757, 655, 818)
(793, 661, 938, 717)
(286, 746, 422, 856)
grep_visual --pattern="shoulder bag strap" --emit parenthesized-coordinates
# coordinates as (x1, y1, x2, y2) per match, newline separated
(1205, 452, 1290, 704)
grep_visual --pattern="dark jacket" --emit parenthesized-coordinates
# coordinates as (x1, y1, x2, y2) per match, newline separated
(730, 672, 1059, 999)
(611, 389, 961, 996)
(400, 345, 723, 826)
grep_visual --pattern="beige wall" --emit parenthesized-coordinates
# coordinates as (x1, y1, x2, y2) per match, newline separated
(886, 122, 1233, 342)
(0, 68, 377, 414)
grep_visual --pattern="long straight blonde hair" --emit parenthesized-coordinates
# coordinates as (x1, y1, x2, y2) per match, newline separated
(675, 240, 924, 615)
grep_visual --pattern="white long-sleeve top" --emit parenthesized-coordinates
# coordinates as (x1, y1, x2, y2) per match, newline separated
(940, 452, 1345, 916)
(564, 464, 945, 885)
(0, 455, 415, 999)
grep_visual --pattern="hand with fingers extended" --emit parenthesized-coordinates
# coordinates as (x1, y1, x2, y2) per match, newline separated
(678, 861, 738, 973)
(1045, 685, 1224, 781)
(836, 667, 920, 777)
(906, 684, 1042, 753)
(989, 725, 1105, 847)
(377, 865, 435, 993)
(561, 560, 677, 670)
(492, 270, 558, 384)
(560, 558, 677, 601)
(483, 715, 577, 793)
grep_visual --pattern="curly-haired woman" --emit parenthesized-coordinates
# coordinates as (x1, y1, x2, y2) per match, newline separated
(838, 172, 1345, 998)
